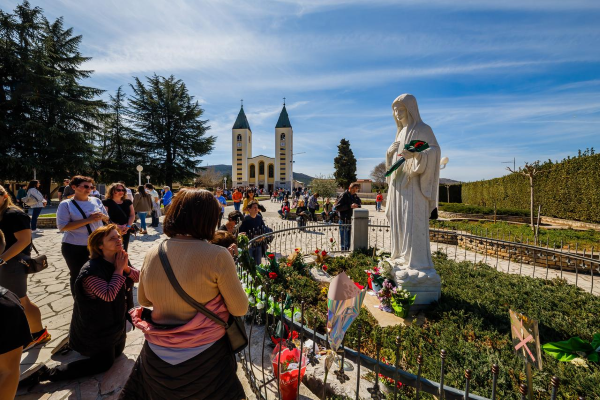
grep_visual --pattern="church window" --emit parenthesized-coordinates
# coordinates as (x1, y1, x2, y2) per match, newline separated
(280, 133, 285, 141)
(268, 164, 274, 178)
(259, 162, 265, 175)
(237, 142, 242, 148)
(280, 141, 285, 148)
(248, 135, 251, 143)
(237, 134, 242, 142)
(250, 164, 255, 178)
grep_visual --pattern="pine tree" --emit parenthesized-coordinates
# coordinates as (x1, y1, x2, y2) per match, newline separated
(0, 2, 105, 196)
(96, 86, 141, 184)
(333, 138, 357, 189)
(128, 74, 215, 187)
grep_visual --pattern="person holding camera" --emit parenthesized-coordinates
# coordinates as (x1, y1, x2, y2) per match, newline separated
(56, 176, 109, 294)
(103, 183, 135, 251)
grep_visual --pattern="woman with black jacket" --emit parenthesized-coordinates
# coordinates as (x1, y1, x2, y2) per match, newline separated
(103, 183, 135, 251)
(22, 224, 139, 385)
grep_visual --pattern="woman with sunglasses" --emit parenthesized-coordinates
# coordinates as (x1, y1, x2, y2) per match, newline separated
(103, 183, 135, 251)
(56, 176, 109, 294)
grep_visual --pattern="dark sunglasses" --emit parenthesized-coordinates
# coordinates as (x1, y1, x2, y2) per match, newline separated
(114, 188, 126, 192)
(79, 184, 92, 189)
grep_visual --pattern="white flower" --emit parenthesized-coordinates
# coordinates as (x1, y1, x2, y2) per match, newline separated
(256, 302, 265, 310)
(248, 296, 256, 305)
(570, 357, 589, 368)
(293, 312, 302, 323)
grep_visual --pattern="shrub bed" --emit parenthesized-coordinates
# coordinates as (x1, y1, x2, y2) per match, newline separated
(247, 250, 600, 398)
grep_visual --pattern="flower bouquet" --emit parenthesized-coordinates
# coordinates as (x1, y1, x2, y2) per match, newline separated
(375, 279, 396, 312)
(385, 139, 430, 177)
(313, 247, 330, 265)
(391, 287, 417, 318)
(271, 343, 309, 400)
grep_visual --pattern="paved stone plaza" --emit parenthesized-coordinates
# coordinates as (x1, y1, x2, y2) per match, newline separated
(15, 199, 596, 399)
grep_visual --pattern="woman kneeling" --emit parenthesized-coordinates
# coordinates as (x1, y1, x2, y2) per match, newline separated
(24, 225, 139, 384)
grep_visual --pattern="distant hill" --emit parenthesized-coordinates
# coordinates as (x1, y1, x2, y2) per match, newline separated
(205, 164, 314, 185)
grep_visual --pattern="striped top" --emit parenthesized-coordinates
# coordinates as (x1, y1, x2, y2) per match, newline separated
(83, 267, 140, 301)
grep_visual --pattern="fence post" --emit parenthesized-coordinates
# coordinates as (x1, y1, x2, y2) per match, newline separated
(351, 208, 369, 251)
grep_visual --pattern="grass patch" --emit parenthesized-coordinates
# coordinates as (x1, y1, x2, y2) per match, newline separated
(431, 219, 600, 251)
(439, 202, 530, 217)
(39, 213, 56, 218)
(282, 251, 599, 398)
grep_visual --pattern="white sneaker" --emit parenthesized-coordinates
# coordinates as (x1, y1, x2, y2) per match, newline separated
(34, 229, 44, 234)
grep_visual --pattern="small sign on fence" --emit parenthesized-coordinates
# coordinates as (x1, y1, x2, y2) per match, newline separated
(509, 309, 542, 370)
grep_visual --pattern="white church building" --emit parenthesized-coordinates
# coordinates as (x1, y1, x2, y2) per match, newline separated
(231, 104, 293, 191)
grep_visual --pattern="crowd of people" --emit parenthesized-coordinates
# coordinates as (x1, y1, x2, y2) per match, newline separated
(0, 177, 366, 399)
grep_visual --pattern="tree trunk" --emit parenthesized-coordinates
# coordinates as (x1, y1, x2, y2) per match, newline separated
(529, 176, 534, 230)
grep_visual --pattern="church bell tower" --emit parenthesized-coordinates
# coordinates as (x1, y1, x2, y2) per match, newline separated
(275, 102, 293, 189)
(232, 105, 252, 186)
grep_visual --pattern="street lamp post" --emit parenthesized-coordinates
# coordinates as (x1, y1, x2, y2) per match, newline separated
(136, 165, 143, 186)
(223, 177, 227, 191)
(146, 175, 150, 184)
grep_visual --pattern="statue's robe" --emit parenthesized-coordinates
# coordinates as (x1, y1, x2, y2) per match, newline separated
(385, 94, 440, 270)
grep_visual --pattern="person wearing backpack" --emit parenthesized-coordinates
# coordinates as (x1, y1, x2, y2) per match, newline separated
(23, 181, 46, 234)
(56, 176, 109, 294)
(334, 182, 361, 251)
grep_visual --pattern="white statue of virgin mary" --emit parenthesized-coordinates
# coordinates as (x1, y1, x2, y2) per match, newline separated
(385, 94, 441, 304)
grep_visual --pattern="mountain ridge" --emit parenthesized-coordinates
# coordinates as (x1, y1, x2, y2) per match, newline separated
(203, 164, 315, 184)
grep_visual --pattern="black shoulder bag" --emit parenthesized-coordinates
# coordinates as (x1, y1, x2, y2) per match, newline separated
(19, 241, 48, 274)
(157, 240, 248, 354)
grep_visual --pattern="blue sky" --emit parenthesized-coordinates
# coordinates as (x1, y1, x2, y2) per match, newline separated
(4, 0, 599, 182)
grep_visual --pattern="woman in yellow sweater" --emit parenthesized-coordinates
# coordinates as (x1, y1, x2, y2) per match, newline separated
(241, 189, 256, 214)
(120, 189, 248, 400)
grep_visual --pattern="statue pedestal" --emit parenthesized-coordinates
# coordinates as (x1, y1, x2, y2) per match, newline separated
(389, 260, 441, 305)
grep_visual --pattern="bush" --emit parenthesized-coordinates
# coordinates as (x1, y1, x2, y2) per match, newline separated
(277, 252, 600, 398)
(462, 152, 600, 223)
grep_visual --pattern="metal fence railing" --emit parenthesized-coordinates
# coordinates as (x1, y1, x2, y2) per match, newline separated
(238, 226, 571, 400)
(367, 222, 600, 295)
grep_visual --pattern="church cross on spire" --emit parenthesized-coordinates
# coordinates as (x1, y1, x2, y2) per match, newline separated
(241, 99, 243, 108)
(283, 97, 286, 106)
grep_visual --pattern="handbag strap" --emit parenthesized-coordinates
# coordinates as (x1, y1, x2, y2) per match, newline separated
(157, 240, 229, 328)
(71, 199, 93, 235)
(30, 240, 39, 255)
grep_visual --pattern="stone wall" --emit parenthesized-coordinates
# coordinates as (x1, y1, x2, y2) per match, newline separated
(37, 218, 57, 229)
(438, 211, 530, 224)
(429, 230, 598, 274)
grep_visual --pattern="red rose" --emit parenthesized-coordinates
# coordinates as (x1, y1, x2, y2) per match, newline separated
(315, 249, 319, 254)
(329, 238, 334, 243)
(268, 272, 277, 279)
(267, 253, 275, 259)
(414, 141, 424, 148)
(286, 263, 291, 267)
(321, 250, 327, 256)
(322, 265, 328, 271)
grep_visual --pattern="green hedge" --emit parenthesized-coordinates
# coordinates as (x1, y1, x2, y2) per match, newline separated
(462, 152, 600, 223)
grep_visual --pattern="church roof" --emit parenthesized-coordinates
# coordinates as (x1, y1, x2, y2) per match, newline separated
(276, 105, 292, 128)
(233, 106, 251, 130)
